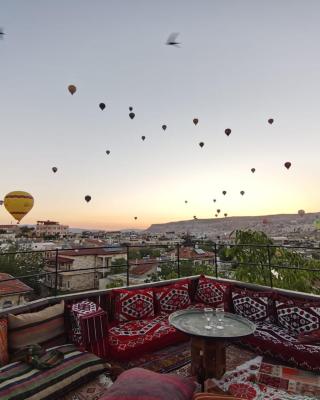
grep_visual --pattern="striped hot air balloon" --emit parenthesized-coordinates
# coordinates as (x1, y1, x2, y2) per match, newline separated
(4, 191, 34, 222)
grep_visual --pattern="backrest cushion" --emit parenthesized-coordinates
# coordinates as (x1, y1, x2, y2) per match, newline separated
(154, 280, 191, 314)
(194, 276, 231, 310)
(8, 301, 66, 352)
(232, 288, 274, 322)
(100, 367, 196, 400)
(113, 288, 155, 322)
(0, 318, 9, 366)
(275, 295, 320, 335)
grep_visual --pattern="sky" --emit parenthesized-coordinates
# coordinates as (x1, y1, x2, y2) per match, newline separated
(1, 0, 320, 230)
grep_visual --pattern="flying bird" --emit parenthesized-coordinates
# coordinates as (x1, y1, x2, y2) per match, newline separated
(0, 28, 5, 39)
(166, 33, 180, 47)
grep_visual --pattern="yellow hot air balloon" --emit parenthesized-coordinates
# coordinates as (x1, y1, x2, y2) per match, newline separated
(4, 191, 34, 222)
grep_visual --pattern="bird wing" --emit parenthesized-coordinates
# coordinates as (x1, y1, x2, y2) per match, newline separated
(166, 32, 179, 44)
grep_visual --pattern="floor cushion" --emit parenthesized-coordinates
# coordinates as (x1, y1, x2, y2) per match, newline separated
(194, 276, 231, 311)
(239, 321, 320, 372)
(154, 280, 191, 314)
(8, 301, 66, 352)
(232, 288, 274, 323)
(0, 344, 107, 400)
(275, 295, 320, 335)
(113, 288, 155, 322)
(0, 318, 8, 366)
(108, 314, 188, 360)
(99, 367, 196, 400)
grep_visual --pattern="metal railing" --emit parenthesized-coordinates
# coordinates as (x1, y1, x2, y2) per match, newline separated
(0, 241, 320, 304)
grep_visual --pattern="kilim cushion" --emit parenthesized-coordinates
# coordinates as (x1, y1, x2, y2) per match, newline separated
(8, 301, 66, 352)
(113, 288, 155, 322)
(232, 288, 274, 323)
(154, 281, 191, 314)
(194, 276, 231, 310)
(275, 295, 320, 335)
(0, 344, 107, 400)
(100, 367, 196, 400)
(0, 318, 9, 366)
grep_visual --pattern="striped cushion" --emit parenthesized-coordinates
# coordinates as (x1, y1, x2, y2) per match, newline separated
(0, 344, 107, 400)
(8, 301, 66, 352)
(0, 318, 9, 366)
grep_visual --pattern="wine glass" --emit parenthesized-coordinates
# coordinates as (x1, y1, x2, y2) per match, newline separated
(216, 306, 224, 329)
(204, 307, 213, 329)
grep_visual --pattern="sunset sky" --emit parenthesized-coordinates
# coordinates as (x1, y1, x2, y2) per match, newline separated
(1, 1, 320, 229)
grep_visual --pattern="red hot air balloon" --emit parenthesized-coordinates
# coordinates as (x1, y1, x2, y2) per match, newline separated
(141, 136, 146, 141)
(199, 142, 204, 148)
(284, 161, 291, 170)
(129, 112, 135, 119)
(225, 128, 231, 136)
(85, 195, 91, 203)
(99, 103, 106, 110)
(251, 168, 256, 173)
(193, 118, 199, 126)
(162, 125, 167, 131)
(268, 118, 274, 124)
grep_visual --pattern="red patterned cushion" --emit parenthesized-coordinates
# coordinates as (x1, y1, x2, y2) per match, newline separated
(113, 288, 155, 322)
(154, 281, 191, 314)
(100, 367, 196, 400)
(0, 318, 8, 366)
(275, 295, 320, 335)
(240, 321, 320, 372)
(108, 314, 187, 360)
(232, 288, 274, 322)
(194, 276, 231, 310)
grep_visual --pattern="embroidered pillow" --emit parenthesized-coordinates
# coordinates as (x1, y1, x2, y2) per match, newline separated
(275, 295, 320, 335)
(0, 318, 9, 366)
(113, 288, 155, 322)
(195, 276, 231, 310)
(100, 367, 196, 400)
(8, 301, 66, 352)
(154, 281, 191, 314)
(232, 288, 274, 322)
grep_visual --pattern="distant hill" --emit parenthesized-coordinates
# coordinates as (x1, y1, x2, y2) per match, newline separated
(145, 212, 320, 238)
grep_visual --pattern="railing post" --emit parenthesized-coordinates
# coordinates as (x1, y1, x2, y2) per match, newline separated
(177, 243, 180, 277)
(214, 242, 218, 278)
(267, 245, 273, 288)
(54, 248, 58, 296)
(126, 245, 130, 286)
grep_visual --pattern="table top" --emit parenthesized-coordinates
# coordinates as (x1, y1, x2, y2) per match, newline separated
(169, 309, 256, 339)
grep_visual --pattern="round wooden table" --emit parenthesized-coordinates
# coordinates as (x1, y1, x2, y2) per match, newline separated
(169, 309, 256, 383)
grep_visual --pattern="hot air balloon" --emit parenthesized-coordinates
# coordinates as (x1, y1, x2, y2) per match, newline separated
(99, 103, 106, 110)
(215, 214, 218, 217)
(85, 195, 91, 203)
(185, 200, 188, 204)
(268, 118, 274, 125)
(284, 162, 291, 170)
(129, 112, 135, 119)
(129, 106, 133, 111)
(52, 167, 57, 173)
(222, 191, 227, 196)
(298, 209, 305, 217)
(217, 209, 221, 213)
(68, 85, 76, 95)
(240, 190, 245, 196)
(225, 128, 231, 136)
(199, 142, 204, 148)
(162, 125, 167, 131)
(213, 199, 216, 202)
(193, 118, 198, 126)
(251, 168, 256, 173)
(106, 150, 110, 155)
(193, 215, 197, 220)
(224, 213, 228, 217)
(4, 191, 34, 223)
(134, 216, 138, 220)
(141, 136, 146, 141)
